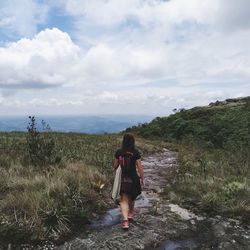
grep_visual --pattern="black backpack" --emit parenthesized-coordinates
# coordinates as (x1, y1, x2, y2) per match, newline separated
(119, 151, 134, 174)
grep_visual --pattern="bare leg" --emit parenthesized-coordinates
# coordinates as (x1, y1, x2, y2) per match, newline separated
(120, 194, 129, 220)
(128, 198, 135, 212)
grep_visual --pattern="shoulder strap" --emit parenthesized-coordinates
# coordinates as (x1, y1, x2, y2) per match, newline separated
(125, 151, 133, 156)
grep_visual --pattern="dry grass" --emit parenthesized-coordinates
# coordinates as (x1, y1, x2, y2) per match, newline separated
(0, 132, 165, 245)
(0, 162, 107, 243)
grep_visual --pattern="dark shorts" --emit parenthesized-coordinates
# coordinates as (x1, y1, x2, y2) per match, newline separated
(120, 174, 141, 201)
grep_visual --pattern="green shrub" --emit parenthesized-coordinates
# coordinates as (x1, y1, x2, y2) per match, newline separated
(26, 116, 61, 167)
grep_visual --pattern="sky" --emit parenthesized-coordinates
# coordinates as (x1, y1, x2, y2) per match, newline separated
(0, 0, 250, 116)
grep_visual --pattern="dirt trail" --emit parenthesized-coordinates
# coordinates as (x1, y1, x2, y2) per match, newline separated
(56, 149, 250, 250)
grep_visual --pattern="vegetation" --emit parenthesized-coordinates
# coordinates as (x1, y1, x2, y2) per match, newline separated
(126, 97, 250, 221)
(1, 96, 249, 246)
(0, 117, 164, 247)
(26, 116, 61, 167)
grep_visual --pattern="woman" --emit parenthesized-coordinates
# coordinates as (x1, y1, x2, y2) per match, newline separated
(113, 133, 144, 229)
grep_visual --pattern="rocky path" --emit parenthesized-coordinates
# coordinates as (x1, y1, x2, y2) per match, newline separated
(56, 149, 250, 250)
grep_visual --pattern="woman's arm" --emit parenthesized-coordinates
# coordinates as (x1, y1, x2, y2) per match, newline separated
(113, 158, 119, 172)
(136, 159, 144, 188)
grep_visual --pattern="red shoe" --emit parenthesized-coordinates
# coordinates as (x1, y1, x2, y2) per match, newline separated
(128, 211, 134, 219)
(122, 220, 129, 229)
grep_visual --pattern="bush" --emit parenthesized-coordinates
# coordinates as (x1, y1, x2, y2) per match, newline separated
(26, 116, 61, 167)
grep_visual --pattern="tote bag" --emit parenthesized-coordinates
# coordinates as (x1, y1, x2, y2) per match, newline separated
(111, 165, 122, 203)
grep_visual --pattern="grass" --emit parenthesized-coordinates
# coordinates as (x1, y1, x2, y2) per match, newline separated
(0, 162, 105, 244)
(162, 141, 250, 223)
(0, 132, 165, 246)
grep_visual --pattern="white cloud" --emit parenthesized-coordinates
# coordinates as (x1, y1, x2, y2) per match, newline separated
(61, 0, 250, 31)
(0, 28, 80, 88)
(0, 0, 49, 37)
(1, 85, 248, 116)
(0, 24, 250, 96)
(80, 43, 165, 85)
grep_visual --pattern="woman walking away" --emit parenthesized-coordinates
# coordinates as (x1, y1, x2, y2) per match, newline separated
(113, 133, 144, 229)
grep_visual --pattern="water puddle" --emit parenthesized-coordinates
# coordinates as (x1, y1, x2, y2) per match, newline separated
(90, 192, 152, 228)
(90, 208, 121, 228)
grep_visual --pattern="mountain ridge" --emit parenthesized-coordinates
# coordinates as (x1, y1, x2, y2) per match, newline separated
(126, 96, 250, 148)
(0, 114, 154, 134)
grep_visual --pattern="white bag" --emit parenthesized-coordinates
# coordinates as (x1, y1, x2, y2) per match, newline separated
(111, 165, 122, 203)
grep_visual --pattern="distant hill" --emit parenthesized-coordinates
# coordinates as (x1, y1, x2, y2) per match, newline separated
(0, 114, 154, 134)
(126, 96, 250, 149)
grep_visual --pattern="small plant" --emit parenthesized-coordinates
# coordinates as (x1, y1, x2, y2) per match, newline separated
(26, 116, 61, 167)
(223, 181, 247, 200)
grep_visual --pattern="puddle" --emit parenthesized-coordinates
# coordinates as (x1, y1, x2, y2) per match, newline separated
(155, 239, 197, 250)
(90, 193, 152, 228)
(90, 208, 121, 228)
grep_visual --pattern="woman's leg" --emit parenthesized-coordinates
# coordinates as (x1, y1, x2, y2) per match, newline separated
(120, 193, 129, 220)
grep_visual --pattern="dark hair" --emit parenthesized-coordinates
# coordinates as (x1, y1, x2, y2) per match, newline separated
(121, 133, 135, 151)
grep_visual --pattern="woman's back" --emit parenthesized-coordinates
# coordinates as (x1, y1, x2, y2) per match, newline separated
(114, 148, 141, 176)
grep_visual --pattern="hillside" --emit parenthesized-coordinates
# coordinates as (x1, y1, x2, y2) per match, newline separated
(0, 115, 154, 133)
(127, 96, 250, 221)
(126, 96, 250, 149)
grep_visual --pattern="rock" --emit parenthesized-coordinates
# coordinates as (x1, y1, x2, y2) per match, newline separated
(190, 219, 195, 225)
(214, 224, 226, 236)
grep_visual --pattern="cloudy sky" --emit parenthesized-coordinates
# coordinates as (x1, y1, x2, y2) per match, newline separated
(0, 0, 250, 116)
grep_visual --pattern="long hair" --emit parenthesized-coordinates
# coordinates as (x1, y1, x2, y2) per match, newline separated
(121, 133, 135, 152)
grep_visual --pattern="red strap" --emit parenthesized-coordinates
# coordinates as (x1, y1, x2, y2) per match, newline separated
(120, 151, 133, 168)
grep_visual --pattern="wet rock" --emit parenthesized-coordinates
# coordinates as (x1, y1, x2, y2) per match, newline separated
(214, 224, 226, 236)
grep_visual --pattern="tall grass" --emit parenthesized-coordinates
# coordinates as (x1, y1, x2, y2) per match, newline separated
(0, 132, 118, 245)
(163, 140, 250, 222)
(0, 162, 107, 244)
(0, 131, 164, 245)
